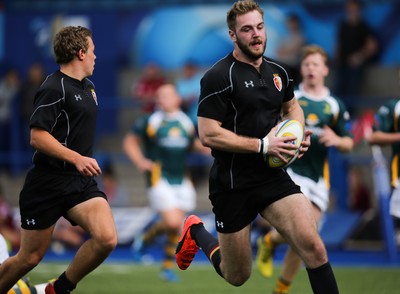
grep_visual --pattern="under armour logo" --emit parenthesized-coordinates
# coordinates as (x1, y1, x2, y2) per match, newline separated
(244, 80, 254, 88)
(216, 221, 224, 228)
(75, 94, 82, 101)
(26, 219, 36, 225)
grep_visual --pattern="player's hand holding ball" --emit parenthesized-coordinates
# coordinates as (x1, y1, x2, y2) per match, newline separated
(297, 128, 312, 160)
(259, 119, 309, 168)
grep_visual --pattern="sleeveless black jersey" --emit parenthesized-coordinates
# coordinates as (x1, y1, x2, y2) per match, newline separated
(198, 53, 294, 193)
(29, 70, 98, 172)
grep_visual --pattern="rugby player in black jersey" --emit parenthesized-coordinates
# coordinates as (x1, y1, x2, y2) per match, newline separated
(0, 26, 117, 294)
(175, 1, 339, 293)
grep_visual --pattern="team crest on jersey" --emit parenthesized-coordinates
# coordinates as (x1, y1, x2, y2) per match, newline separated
(323, 103, 332, 114)
(169, 127, 182, 137)
(306, 113, 319, 126)
(91, 89, 98, 104)
(273, 74, 282, 92)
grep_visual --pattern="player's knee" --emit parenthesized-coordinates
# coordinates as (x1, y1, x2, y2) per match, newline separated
(312, 241, 328, 264)
(95, 229, 118, 253)
(20, 251, 44, 270)
(103, 232, 118, 252)
(302, 237, 328, 267)
(225, 271, 251, 287)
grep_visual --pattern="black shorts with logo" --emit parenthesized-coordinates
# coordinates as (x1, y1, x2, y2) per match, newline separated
(19, 166, 107, 230)
(209, 170, 301, 233)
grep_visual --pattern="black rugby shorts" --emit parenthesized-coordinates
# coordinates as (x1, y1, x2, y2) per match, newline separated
(209, 170, 301, 233)
(19, 167, 107, 230)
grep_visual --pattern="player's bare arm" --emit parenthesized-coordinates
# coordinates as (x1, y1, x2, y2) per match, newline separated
(30, 127, 101, 176)
(366, 130, 400, 146)
(198, 116, 260, 153)
(319, 125, 353, 152)
(122, 133, 154, 172)
(281, 97, 305, 126)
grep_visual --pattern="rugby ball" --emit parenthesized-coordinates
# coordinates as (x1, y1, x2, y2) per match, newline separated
(267, 119, 304, 168)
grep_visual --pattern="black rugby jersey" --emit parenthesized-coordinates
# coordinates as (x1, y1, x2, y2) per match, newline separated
(30, 70, 98, 172)
(198, 52, 294, 192)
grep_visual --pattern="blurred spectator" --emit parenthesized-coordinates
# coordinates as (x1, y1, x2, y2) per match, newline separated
(99, 162, 130, 207)
(20, 62, 46, 125)
(131, 63, 166, 114)
(276, 13, 305, 86)
(0, 68, 20, 165)
(348, 166, 372, 212)
(176, 61, 203, 127)
(365, 98, 400, 220)
(334, 0, 379, 114)
(0, 185, 20, 252)
(19, 62, 46, 150)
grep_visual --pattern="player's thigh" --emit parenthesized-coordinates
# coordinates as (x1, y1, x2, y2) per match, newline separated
(176, 179, 196, 212)
(262, 193, 318, 248)
(218, 225, 252, 274)
(67, 197, 116, 242)
(159, 208, 186, 230)
(148, 179, 177, 211)
(18, 226, 54, 260)
(390, 185, 400, 218)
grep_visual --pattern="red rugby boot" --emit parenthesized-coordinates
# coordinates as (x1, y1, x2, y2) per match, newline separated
(175, 215, 203, 270)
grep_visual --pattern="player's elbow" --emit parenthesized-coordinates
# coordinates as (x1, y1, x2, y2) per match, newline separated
(199, 134, 213, 148)
(365, 133, 377, 145)
(339, 137, 354, 153)
(122, 135, 131, 154)
(30, 137, 38, 149)
(29, 131, 40, 149)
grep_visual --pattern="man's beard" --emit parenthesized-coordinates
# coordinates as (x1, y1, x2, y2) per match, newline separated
(236, 37, 266, 61)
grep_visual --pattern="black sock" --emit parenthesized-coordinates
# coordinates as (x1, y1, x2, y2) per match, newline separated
(54, 272, 76, 294)
(306, 262, 339, 294)
(190, 224, 223, 277)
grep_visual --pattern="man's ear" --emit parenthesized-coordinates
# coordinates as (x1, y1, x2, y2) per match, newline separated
(77, 49, 85, 61)
(323, 65, 329, 78)
(229, 30, 236, 42)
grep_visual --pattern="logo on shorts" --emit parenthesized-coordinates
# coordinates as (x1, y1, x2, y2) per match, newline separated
(75, 94, 82, 101)
(26, 219, 36, 226)
(216, 220, 224, 228)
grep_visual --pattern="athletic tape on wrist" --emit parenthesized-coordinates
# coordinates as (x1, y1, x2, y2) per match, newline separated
(261, 137, 269, 155)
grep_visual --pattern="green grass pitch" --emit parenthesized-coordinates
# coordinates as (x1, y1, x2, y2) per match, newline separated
(29, 262, 400, 293)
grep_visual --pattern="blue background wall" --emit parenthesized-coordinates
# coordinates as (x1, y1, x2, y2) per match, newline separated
(2, 2, 400, 75)
(1, 1, 400, 138)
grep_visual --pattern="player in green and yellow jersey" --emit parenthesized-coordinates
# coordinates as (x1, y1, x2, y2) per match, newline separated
(366, 99, 400, 219)
(123, 83, 209, 282)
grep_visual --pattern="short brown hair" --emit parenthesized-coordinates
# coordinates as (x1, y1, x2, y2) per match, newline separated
(226, 0, 264, 31)
(301, 45, 329, 66)
(53, 26, 92, 65)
